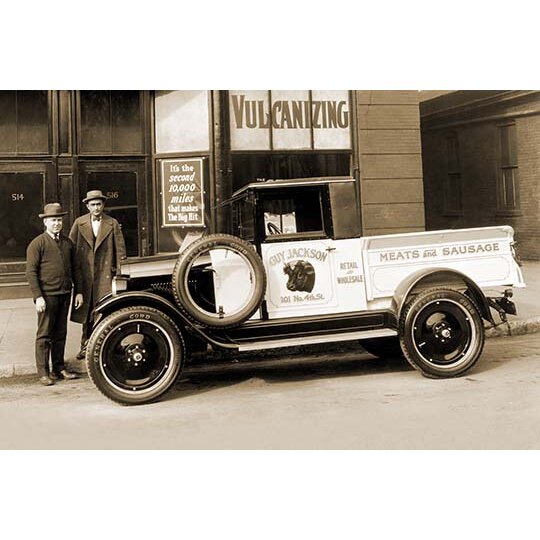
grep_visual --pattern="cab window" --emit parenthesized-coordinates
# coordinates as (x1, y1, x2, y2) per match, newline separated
(260, 187, 326, 240)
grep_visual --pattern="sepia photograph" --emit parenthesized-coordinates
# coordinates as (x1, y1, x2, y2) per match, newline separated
(1, 2, 538, 539)
(1, 88, 538, 449)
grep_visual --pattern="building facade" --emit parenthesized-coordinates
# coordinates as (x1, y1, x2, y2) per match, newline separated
(420, 90, 540, 260)
(0, 90, 424, 297)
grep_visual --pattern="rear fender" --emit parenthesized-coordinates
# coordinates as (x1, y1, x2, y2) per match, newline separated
(393, 268, 495, 324)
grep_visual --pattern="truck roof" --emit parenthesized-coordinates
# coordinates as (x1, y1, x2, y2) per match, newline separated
(231, 175, 355, 199)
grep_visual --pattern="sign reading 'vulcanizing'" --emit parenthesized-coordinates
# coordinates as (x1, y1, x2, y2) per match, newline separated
(229, 90, 351, 151)
(161, 158, 204, 227)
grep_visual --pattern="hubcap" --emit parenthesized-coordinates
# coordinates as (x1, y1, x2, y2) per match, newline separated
(412, 299, 475, 366)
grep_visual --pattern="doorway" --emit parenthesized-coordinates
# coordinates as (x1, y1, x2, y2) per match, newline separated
(78, 160, 147, 257)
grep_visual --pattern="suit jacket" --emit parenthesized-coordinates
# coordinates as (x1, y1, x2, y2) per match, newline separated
(69, 213, 126, 323)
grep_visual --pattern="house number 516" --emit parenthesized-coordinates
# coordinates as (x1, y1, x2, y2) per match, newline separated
(11, 193, 24, 201)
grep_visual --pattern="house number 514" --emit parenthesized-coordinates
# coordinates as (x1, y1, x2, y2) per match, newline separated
(11, 193, 24, 201)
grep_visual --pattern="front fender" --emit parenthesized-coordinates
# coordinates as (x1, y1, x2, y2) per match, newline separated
(393, 267, 495, 324)
(93, 291, 238, 350)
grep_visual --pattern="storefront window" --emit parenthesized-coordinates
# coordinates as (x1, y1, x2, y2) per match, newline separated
(78, 91, 143, 154)
(231, 153, 350, 192)
(0, 172, 44, 261)
(154, 91, 210, 154)
(0, 91, 49, 154)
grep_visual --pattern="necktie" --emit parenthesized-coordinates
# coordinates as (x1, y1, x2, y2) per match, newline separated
(54, 233, 60, 242)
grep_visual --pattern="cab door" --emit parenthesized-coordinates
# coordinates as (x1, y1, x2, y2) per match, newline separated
(258, 186, 367, 319)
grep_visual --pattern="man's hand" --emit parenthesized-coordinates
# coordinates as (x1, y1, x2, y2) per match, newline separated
(74, 293, 84, 309)
(36, 297, 46, 313)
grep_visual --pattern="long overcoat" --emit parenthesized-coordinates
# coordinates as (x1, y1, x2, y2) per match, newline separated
(69, 213, 126, 323)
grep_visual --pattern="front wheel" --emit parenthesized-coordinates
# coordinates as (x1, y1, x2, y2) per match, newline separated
(399, 288, 485, 378)
(87, 306, 184, 405)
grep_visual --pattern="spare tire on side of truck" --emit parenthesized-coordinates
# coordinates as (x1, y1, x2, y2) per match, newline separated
(172, 234, 267, 329)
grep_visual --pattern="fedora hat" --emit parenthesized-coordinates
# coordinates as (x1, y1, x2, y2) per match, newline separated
(39, 203, 68, 219)
(83, 189, 107, 203)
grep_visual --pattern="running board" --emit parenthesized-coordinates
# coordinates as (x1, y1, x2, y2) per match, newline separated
(237, 328, 397, 352)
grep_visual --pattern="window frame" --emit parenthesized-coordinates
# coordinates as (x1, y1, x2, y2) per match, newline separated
(0, 90, 52, 156)
(442, 131, 463, 217)
(496, 121, 521, 216)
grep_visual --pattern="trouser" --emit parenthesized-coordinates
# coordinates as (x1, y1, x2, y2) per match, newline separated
(81, 291, 94, 347)
(35, 293, 71, 377)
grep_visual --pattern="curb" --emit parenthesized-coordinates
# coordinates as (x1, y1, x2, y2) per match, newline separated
(485, 316, 540, 338)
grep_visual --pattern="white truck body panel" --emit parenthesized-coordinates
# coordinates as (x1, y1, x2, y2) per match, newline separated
(257, 225, 523, 320)
(362, 225, 524, 300)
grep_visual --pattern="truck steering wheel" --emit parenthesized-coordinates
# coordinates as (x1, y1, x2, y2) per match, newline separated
(267, 222, 282, 235)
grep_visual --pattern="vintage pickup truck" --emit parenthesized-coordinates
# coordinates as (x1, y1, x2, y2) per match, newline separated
(87, 176, 525, 404)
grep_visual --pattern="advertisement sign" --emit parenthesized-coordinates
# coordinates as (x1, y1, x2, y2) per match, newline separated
(161, 158, 204, 227)
(230, 90, 351, 151)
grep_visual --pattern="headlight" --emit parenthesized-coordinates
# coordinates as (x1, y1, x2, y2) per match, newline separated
(112, 276, 128, 296)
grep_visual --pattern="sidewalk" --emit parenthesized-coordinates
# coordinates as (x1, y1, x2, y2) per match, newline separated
(1, 261, 539, 378)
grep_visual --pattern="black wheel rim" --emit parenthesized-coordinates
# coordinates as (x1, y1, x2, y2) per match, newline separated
(100, 320, 173, 392)
(412, 299, 475, 366)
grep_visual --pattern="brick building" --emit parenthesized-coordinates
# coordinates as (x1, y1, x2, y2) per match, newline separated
(420, 90, 540, 260)
(0, 90, 424, 297)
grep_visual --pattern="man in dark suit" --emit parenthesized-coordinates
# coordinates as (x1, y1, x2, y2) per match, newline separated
(26, 203, 84, 386)
(69, 190, 126, 359)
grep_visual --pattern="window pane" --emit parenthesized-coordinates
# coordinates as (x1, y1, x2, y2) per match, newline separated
(231, 152, 350, 192)
(312, 90, 351, 149)
(271, 90, 311, 150)
(502, 168, 516, 209)
(0, 91, 17, 153)
(229, 90, 271, 151)
(507, 123, 517, 166)
(0, 172, 44, 260)
(17, 91, 49, 153)
(86, 171, 137, 207)
(155, 90, 210, 153)
(106, 207, 138, 257)
(262, 189, 323, 237)
(112, 91, 143, 153)
(80, 91, 111, 153)
(447, 134, 459, 172)
(444, 172, 461, 214)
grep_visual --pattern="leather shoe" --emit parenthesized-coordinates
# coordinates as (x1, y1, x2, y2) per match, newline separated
(56, 369, 79, 380)
(49, 371, 60, 381)
(39, 376, 54, 386)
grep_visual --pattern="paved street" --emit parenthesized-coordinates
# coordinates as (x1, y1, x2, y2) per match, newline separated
(1, 333, 539, 449)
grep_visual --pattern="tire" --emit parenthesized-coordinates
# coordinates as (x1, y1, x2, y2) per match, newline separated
(399, 288, 485, 378)
(360, 337, 403, 358)
(172, 234, 266, 329)
(87, 306, 184, 405)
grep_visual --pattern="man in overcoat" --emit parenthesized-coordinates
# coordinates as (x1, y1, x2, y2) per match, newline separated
(26, 203, 84, 385)
(69, 190, 126, 358)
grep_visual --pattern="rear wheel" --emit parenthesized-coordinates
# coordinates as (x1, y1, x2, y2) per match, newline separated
(399, 288, 484, 378)
(87, 306, 184, 405)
